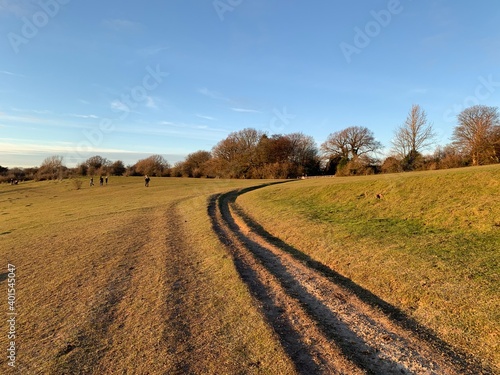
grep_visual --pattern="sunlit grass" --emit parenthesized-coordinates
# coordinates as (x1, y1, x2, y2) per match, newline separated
(0, 177, 295, 374)
(237, 165, 500, 371)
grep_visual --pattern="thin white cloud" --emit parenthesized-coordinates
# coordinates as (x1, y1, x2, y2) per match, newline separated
(0, 139, 80, 155)
(198, 87, 230, 101)
(8, 108, 102, 122)
(0, 112, 95, 131)
(0, 139, 177, 167)
(197, 88, 260, 115)
(196, 114, 216, 121)
(68, 114, 99, 119)
(10, 107, 52, 115)
(0, 139, 145, 155)
(156, 120, 228, 134)
(1, 113, 58, 125)
(231, 107, 261, 113)
(0, 70, 25, 77)
(159, 121, 175, 126)
(110, 100, 130, 112)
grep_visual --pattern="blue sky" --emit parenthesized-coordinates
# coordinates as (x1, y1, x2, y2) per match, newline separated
(1, 0, 499, 167)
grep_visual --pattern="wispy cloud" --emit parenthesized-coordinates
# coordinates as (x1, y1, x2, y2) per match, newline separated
(102, 18, 142, 32)
(5, 108, 102, 122)
(196, 114, 216, 121)
(10, 107, 52, 115)
(198, 88, 261, 114)
(0, 138, 167, 155)
(98, 121, 228, 144)
(0, 70, 25, 77)
(157, 120, 227, 134)
(0, 112, 90, 130)
(0, 139, 81, 155)
(231, 107, 261, 113)
(198, 87, 230, 101)
(1, 137, 190, 167)
(110, 100, 130, 112)
(68, 113, 99, 119)
(159, 121, 175, 126)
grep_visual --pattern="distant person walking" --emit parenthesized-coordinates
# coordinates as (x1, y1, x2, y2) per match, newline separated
(90, 177, 94, 186)
(144, 175, 150, 187)
(105, 176, 108, 185)
(99, 176, 104, 186)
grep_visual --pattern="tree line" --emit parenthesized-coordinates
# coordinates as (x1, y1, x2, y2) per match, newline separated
(1, 104, 499, 183)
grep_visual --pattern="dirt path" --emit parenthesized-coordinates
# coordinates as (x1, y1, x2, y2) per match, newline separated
(47, 202, 207, 374)
(208, 187, 493, 375)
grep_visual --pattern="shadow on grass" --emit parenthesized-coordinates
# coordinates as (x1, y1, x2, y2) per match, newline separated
(208, 188, 324, 374)
(212, 197, 416, 373)
(211, 182, 492, 375)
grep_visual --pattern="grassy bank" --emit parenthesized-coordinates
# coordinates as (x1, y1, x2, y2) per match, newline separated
(0, 177, 295, 374)
(237, 165, 500, 371)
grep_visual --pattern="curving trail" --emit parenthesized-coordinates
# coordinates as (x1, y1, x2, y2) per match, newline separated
(208, 186, 492, 375)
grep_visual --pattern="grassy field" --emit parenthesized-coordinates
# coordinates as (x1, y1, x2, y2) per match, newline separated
(0, 177, 296, 374)
(237, 165, 500, 372)
(1, 167, 498, 373)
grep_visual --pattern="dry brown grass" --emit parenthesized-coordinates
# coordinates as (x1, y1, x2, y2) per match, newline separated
(0, 177, 295, 374)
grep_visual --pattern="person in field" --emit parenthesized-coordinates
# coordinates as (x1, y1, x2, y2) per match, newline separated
(90, 177, 94, 186)
(144, 175, 150, 187)
(99, 176, 104, 186)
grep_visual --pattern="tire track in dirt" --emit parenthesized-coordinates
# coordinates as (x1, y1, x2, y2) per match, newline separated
(209, 187, 493, 375)
(209, 193, 358, 375)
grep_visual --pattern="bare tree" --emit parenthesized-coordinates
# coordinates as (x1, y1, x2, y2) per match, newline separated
(453, 105, 499, 165)
(37, 155, 65, 180)
(321, 126, 381, 160)
(287, 132, 319, 169)
(391, 104, 436, 169)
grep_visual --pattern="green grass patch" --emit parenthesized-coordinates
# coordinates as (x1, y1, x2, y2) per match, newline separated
(237, 165, 500, 371)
